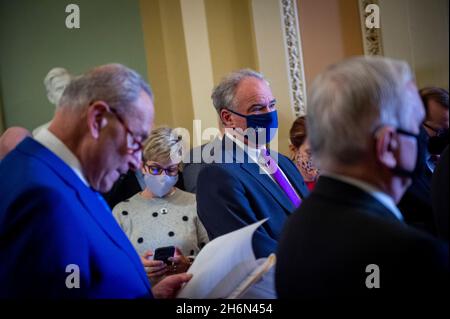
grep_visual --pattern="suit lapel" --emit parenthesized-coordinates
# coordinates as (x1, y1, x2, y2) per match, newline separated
(19, 138, 151, 290)
(240, 161, 296, 212)
(220, 137, 296, 213)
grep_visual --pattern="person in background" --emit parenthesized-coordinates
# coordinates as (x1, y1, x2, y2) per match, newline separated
(420, 87, 449, 168)
(113, 126, 209, 285)
(0, 127, 31, 161)
(33, 67, 72, 136)
(398, 87, 449, 235)
(196, 69, 309, 259)
(276, 56, 448, 299)
(0, 64, 191, 299)
(288, 116, 319, 190)
(431, 145, 449, 242)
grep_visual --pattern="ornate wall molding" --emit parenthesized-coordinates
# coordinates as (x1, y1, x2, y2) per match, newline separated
(280, 0, 307, 117)
(358, 0, 384, 56)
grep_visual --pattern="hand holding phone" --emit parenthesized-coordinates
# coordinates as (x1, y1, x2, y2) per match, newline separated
(153, 246, 176, 265)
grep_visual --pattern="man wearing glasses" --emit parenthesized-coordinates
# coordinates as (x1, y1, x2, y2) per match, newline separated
(276, 57, 448, 299)
(0, 64, 192, 298)
(398, 87, 449, 235)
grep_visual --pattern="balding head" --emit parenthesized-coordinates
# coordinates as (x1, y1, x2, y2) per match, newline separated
(0, 127, 31, 160)
(49, 63, 155, 193)
(58, 63, 153, 113)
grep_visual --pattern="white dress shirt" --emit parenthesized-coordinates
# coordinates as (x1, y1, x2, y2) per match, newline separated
(324, 172, 404, 221)
(225, 132, 298, 193)
(34, 127, 89, 186)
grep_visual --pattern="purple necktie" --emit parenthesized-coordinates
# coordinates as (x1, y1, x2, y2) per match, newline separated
(259, 150, 302, 208)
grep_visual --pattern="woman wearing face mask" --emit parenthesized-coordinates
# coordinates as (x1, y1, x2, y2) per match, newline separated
(289, 116, 319, 191)
(113, 127, 209, 285)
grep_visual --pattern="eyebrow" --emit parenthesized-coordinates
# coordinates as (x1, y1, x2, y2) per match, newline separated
(249, 99, 277, 109)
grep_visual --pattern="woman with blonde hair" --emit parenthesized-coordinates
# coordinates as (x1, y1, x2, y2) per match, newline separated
(113, 126, 209, 284)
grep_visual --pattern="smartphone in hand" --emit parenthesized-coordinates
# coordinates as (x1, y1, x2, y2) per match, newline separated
(153, 246, 175, 265)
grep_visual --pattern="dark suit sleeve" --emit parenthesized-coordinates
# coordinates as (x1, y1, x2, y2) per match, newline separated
(432, 146, 449, 241)
(196, 165, 277, 258)
(182, 162, 203, 194)
(1, 186, 91, 298)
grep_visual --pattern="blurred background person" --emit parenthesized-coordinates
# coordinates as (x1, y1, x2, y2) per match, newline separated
(398, 87, 449, 235)
(289, 116, 319, 190)
(420, 87, 449, 169)
(432, 145, 449, 242)
(276, 57, 448, 299)
(113, 126, 209, 284)
(33, 67, 72, 136)
(0, 126, 31, 161)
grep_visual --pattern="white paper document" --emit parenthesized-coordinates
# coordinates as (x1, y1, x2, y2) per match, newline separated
(177, 219, 276, 299)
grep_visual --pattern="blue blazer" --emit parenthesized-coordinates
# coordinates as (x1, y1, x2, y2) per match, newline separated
(196, 137, 309, 259)
(0, 138, 152, 299)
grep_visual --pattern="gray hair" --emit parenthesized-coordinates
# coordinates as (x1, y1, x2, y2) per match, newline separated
(211, 68, 266, 113)
(58, 64, 153, 114)
(143, 126, 184, 164)
(307, 56, 414, 166)
(44, 67, 72, 106)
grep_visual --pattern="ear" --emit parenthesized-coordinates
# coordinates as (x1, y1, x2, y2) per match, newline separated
(87, 101, 109, 139)
(375, 127, 398, 169)
(220, 108, 234, 127)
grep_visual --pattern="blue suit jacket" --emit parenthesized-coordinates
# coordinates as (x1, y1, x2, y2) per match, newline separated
(196, 137, 309, 258)
(0, 138, 152, 298)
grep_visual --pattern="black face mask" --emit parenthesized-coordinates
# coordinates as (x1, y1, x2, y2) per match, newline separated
(390, 128, 425, 181)
(428, 130, 449, 155)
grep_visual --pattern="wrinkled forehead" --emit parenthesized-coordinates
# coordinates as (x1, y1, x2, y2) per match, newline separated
(235, 77, 274, 103)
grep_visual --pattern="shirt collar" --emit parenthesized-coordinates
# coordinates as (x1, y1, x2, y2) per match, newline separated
(224, 131, 264, 164)
(34, 127, 89, 186)
(323, 172, 404, 221)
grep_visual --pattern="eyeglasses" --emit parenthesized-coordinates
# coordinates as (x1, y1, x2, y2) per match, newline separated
(373, 125, 420, 141)
(396, 128, 420, 139)
(108, 107, 143, 155)
(144, 163, 179, 176)
(423, 122, 447, 137)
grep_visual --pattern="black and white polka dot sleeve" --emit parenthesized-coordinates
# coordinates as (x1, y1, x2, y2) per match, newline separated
(112, 202, 132, 235)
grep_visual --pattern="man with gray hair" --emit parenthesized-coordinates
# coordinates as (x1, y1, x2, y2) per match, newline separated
(196, 69, 309, 259)
(276, 57, 448, 299)
(0, 64, 191, 298)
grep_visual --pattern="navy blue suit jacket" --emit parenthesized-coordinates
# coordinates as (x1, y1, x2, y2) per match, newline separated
(196, 137, 309, 258)
(0, 138, 152, 298)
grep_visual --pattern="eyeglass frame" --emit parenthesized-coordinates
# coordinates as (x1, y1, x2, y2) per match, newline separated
(423, 122, 448, 137)
(104, 105, 144, 155)
(143, 162, 180, 176)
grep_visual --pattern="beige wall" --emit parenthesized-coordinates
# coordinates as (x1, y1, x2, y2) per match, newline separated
(139, 0, 195, 132)
(205, 0, 258, 85)
(297, 0, 364, 88)
(379, 0, 449, 90)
